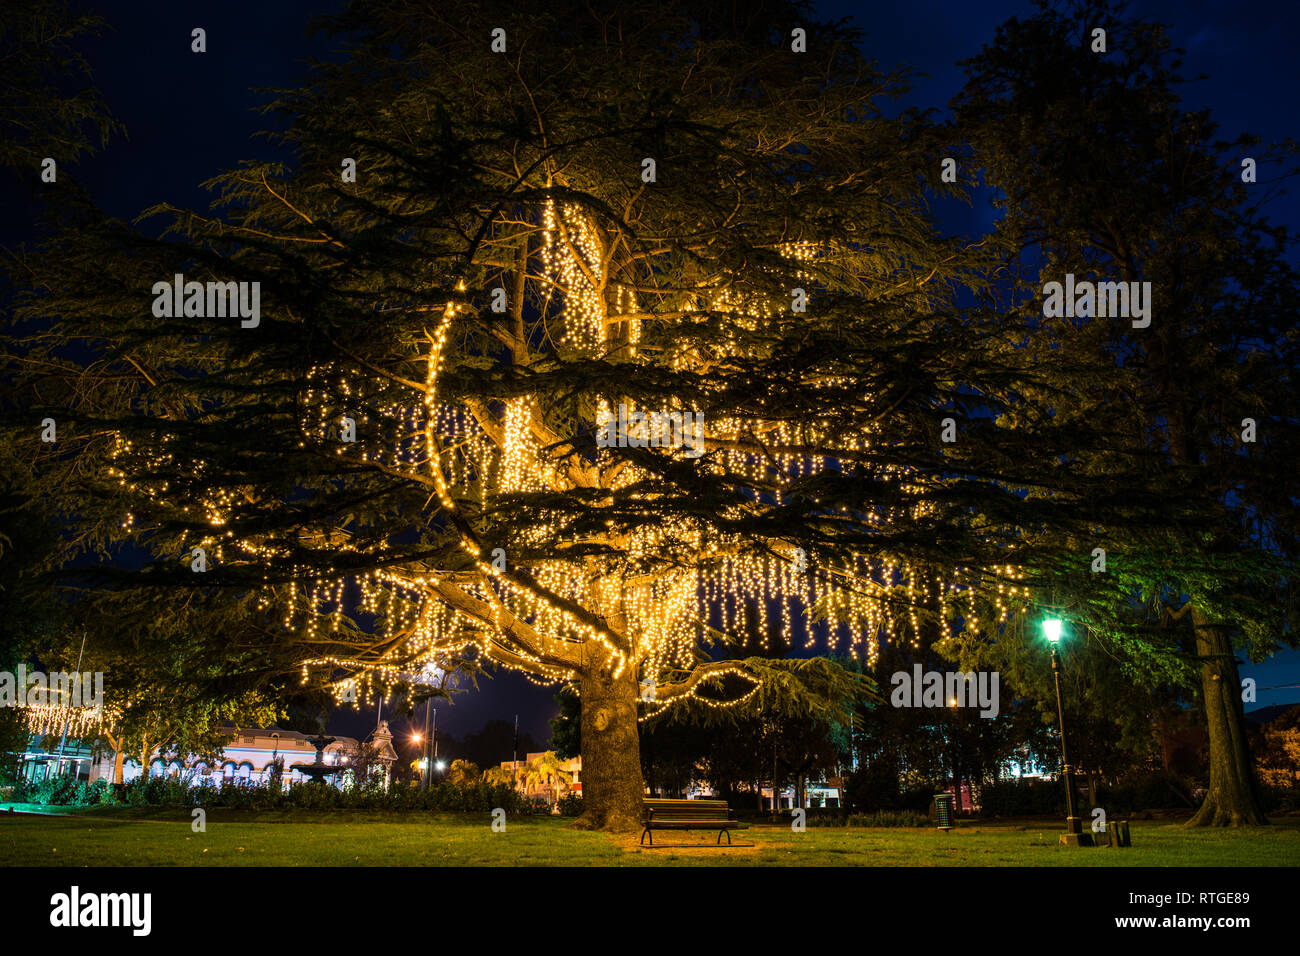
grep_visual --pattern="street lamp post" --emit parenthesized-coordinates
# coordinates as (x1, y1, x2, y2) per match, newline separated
(1044, 618, 1090, 847)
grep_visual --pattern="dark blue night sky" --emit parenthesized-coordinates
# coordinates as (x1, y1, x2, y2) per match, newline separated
(6, 1, 1297, 750)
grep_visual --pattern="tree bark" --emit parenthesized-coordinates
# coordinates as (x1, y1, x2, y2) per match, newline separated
(771, 738, 781, 815)
(101, 731, 126, 784)
(1187, 608, 1268, 826)
(570, 667, 644, 832)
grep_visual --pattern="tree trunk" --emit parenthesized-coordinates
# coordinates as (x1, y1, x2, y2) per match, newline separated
(643, 733, 656, 797)
(772, 741, 781, 815)
(102, 732, 126, 784)
(570, 667, 643, 832)
(952, 748, 961, 817)
(1187, 608, 1268, 826)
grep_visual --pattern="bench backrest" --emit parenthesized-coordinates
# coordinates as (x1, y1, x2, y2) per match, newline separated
(643, 798, 732, 819)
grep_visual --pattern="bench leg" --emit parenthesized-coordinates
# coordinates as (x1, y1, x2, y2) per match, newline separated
(640, 827, 651, 846)
(718, 829, 731, 846)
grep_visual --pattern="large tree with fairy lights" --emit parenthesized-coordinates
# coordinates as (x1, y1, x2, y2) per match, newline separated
(6, 0, 1190, 829)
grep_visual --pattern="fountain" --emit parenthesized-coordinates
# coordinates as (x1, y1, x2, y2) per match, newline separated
(290, 733, 339, 785)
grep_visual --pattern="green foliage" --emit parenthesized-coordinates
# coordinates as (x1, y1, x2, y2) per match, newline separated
(975, 779, 1069, 818)
(805, 810, 927, 828)
(445, 759, 481, 785)
(556, 792, 583, 817)
(952, 0, 1300, 676)
(976, 771, 1201, 817)
(549, 687, 580, 761)
(101, 777, 534, 813)
(25, 776, 114, 807)
(0, 0, 120, 179)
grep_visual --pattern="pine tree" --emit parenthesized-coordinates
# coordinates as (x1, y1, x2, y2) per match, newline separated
(953, 0, 1300, 825)
(4, 0, 1226, 831)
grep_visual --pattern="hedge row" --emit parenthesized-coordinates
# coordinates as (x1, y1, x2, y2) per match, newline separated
(14, 774, 539, 814)
(977, 773, 1300, 816)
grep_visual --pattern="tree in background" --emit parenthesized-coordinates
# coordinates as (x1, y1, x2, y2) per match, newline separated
(1254, 707, 1300, 792)
(953, 0, 1300, 825)
(0, 0, 119, 182)
(445, 758, 481, 785)
(523, 751, 571, 809)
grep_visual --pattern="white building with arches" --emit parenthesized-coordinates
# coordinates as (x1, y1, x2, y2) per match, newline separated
(17, 724, 398, 790)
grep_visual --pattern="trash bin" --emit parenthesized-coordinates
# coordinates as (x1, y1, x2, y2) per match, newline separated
(933, 793, 955, 831)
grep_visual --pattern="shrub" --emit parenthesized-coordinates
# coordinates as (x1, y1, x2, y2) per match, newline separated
(807, 810, 927, 828)
(1102, 771, 1197, 814)
(557, 792, 582, 816)
(898, 782, 950, 814)
(25, 771, 540, 814)
(976, 779, 1063, 817)
(1261, 784, 1300, 814)
(851, 810, 927, 827)
(33, 773, 80, 806)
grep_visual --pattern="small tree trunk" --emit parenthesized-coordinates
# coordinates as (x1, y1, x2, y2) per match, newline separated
(102, 732, 126, 784)
(1187, 608, 1268, 826)
(571, 667, 643, 832)
(772, 744, 781, 815)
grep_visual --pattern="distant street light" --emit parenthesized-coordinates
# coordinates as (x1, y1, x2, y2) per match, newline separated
(1044, 617, 1089, 846)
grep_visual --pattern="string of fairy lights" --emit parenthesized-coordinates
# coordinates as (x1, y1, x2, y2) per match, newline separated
(99, 198, 1035, 716)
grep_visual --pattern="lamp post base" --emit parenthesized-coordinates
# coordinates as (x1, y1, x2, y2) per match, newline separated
(1059, 831, 1095, 847)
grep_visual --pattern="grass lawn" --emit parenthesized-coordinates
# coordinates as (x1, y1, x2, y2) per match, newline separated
(3, 806, 1299, 866)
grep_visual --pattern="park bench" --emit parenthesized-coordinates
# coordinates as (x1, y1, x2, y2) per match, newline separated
(640, 798, 749, 846)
